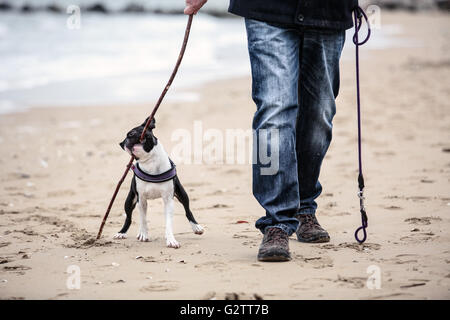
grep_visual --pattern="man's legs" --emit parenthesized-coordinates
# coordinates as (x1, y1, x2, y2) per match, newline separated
(245, 19, 301, 238)
(295, 29, 346, 242)
(245, 19, 346, 258)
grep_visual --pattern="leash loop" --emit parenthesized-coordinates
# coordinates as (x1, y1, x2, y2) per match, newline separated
(353, 6, 370, 244)
(352, 6, 371, 46)
(355, 190, 368, 243)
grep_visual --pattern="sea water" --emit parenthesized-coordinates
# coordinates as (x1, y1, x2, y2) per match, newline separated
(0, 1, 417, 114)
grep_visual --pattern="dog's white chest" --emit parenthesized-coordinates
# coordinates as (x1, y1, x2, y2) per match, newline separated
(136, 179, 173, 200)
(133, 142, 174, 200)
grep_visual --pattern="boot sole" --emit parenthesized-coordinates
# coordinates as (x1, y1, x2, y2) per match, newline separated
(296, 235, 330, 243)
(258, 254, 291, 262)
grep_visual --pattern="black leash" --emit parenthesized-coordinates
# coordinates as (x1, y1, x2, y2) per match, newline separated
(352, 7, 371, 244)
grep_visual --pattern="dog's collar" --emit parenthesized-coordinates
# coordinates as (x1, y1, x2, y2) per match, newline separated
(131, 159, 177, 183)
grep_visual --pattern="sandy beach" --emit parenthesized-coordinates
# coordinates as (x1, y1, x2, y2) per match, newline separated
(0, 11, 449, 300)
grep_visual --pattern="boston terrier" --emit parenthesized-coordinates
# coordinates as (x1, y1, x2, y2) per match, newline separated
(114, 117, 204, 248)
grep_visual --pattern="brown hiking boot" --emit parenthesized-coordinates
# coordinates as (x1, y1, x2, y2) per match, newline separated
(295, 213, 330, 243)
(257, 227, 291, 262)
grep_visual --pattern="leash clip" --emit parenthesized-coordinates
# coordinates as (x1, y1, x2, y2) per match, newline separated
(357, 190, 366, 210)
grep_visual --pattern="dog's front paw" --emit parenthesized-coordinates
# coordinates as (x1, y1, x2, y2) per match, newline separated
(136, 231, 149, 242)
(113, 233, 127, 239)
(166, 238, 180, 249)
(190, 222, 204, 235)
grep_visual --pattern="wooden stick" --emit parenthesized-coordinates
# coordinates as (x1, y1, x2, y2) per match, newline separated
(96, 156, 135, 240)
(96, 14, 194, 240)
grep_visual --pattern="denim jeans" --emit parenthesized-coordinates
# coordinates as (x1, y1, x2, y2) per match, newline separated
(245, 18, 345, 236)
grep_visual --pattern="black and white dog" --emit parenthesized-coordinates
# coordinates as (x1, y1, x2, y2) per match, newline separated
(114, 118, 204, 248)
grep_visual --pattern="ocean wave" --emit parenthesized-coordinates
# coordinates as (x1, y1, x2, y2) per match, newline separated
(1, 0, 448, 15)
(0, 0, 232, 16)
(0, 12, 249, 110)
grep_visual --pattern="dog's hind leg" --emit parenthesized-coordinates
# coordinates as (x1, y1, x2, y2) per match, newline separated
(114, 176, 138, 239)
(173, 176, 204, 235)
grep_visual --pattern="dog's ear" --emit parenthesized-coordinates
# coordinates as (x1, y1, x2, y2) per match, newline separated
(143, 131, 158, 152)
(144, 129, 157, 144)
(140, 117, 156, 130)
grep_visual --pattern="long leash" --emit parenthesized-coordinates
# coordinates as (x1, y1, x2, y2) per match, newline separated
(96, 14, 194, 240)
(352, 7, 371, 244)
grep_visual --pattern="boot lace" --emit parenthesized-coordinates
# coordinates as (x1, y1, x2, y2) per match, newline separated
(265, 227, 288, 246)
(300, 214, 322, 230)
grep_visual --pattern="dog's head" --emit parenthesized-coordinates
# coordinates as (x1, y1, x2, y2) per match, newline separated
(119, 117, 157, 160)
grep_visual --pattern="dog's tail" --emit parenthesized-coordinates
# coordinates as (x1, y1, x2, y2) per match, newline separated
(173, 176, 198, 224)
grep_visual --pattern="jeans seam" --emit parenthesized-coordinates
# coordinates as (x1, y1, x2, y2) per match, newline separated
(297, 208, 316, 215)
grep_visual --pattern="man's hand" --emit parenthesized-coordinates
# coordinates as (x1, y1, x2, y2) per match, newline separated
(184, 0, 207, 15)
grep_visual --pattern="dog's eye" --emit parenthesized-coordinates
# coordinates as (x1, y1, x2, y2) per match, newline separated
(128, 131, 135, 137)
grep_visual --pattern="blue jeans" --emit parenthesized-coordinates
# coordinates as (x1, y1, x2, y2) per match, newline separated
(245, 19, 345, 236)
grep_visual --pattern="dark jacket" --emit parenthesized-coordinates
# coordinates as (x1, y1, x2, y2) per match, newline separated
(228, 0, 358, 30)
